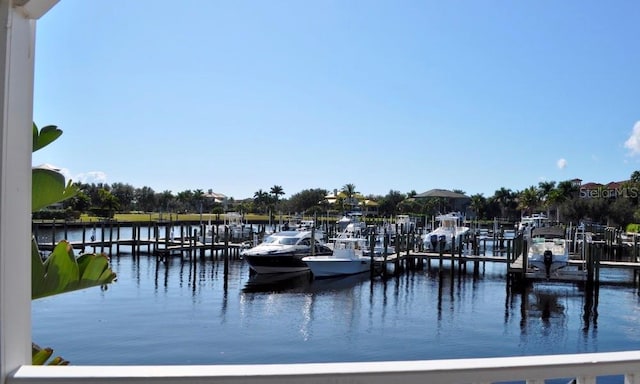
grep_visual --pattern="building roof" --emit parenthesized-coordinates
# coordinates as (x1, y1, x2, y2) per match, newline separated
(414, 189, 469, 199)
(204, 192, 227, 203)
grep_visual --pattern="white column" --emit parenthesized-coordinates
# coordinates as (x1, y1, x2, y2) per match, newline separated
(0, 0, 57, 380)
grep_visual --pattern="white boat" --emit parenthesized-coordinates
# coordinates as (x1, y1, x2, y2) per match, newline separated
(364, 234, 396, 257)
(394, 214, 416, 234)
(336, 212, 367, 237)
(302, 234, 373, 278)
(422, 212, 470, 252)
(527, 227, 569, 277)
(210, 212, 252, 241)
(241, 230, 331, 274)
(517, 213, 550, 233)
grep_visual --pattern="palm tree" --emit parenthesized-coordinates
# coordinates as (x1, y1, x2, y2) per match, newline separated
(493, 187, 514, 219)
(537, 181, 556, 217)
(270, 185, 284, 207)
(342, 183, 358, 211)
(469, 193, 486, 220)
(548, 180, 579, 222)
(253, 189, 270, 214)
(517, 186, 539, 216)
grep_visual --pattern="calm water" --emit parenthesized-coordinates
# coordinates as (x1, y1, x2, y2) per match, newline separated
(31, 237, 640, 366)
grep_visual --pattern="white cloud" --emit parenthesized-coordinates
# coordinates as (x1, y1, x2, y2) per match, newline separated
(557, 158, 567, 170)
(31, 165, 107, 184)
(74, 171, 108, 184)
(624, 121, 640, 156)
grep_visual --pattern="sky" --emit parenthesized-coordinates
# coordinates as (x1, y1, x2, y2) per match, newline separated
(31, 1, 640, 200)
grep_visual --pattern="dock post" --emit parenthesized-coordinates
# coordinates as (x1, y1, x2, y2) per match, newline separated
(80, 224, 86, 253)
(179, 225, 185, 258)
(586, 241, 594, 284)
(153, 223, 158, 254)
(521, 238, 528, 280)
(130, 224, 136, 258)
(147, 222, 152, 254)
(450, 235, 455, 278)
(116, 222, 121, 255)
(136, 223, 142, 256)
(100, 221, 105, 254)
(595, 242, 601, 285)
(457, 235, 464, 272)
(164, 223, 170, 256)
(369, 230, 376, 278)
(108, 221, 114, 256)
(224, 226, 229, 275)
(394, 235, 401, 274)
(405, 233, 412, 270)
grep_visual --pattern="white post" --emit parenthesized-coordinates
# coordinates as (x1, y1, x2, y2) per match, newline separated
(0, 0, 57, 380)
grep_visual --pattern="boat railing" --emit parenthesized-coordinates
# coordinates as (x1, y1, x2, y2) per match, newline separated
(10, 350, 640, 384)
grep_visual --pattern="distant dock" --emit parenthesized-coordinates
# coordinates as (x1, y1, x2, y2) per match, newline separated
(33, 220, 640, 288)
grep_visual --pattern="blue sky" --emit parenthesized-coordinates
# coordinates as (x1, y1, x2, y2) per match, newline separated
(32, 1, 640, 200)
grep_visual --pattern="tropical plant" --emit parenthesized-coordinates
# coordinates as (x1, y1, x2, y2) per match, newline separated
(517, 186, 540, 216)
(253, 189, 270, 213)
(469, 193, 486, 220)
(341, 183, 358, 210)
(270, 185, 285, 212)
(32, 123, 117, 364)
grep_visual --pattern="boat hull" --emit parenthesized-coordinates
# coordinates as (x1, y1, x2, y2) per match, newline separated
(244, 252, 311, 274)
(303, 256, 372, 278)
(244, 250, 332, 274)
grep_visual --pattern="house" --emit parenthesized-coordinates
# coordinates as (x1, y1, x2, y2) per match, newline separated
(413, 188, 471, 214)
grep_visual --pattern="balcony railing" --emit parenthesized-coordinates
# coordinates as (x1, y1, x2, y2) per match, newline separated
(9, 350, 640, 384)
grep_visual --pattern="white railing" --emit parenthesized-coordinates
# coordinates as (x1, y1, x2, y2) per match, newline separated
(9, 351, 640, 384)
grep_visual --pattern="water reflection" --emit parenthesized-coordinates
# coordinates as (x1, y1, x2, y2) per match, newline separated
(243, 271, 313, 293)
(32, 253, 640, 365)
(242, 271, 372, 294)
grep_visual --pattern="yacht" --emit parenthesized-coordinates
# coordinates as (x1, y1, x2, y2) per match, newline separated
(242, 230, 331, 274)
(422, 212, 470, 252)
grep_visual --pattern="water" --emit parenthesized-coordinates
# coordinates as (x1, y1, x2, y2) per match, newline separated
(31, 243, 640, 366)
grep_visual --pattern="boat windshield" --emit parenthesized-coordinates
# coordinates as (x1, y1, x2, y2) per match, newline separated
(262, 236, 299, 245)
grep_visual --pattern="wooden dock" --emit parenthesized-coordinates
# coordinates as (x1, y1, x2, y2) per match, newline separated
(33, 220, 640, 287)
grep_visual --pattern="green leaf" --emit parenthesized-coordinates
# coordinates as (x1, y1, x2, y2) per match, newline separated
(75, 253, 116, 289)
(39, 241, 79, 298)
(31, 238, 45, 296)
(32, 168, 78, 212)
(32, 343, 69, 365)
(32, 344, 53, 365)
(32, 240, 117, 300)
(32, 123, 62, 152)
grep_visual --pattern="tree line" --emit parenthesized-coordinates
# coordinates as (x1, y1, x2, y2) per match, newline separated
(36, 172, 640, 228)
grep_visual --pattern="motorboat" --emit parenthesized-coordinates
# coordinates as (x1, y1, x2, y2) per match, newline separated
(394, 214, 416, 234)
(336, 212, 367, 237)
(527, 227, 569, 277)
(302, 233, 374, 278)
(517, 213, 550, 233)
(422, 212, 470, 252)
(363, 234, 396, 257)
(242, 230, 331, 274)
(218, 212, 252, 239)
